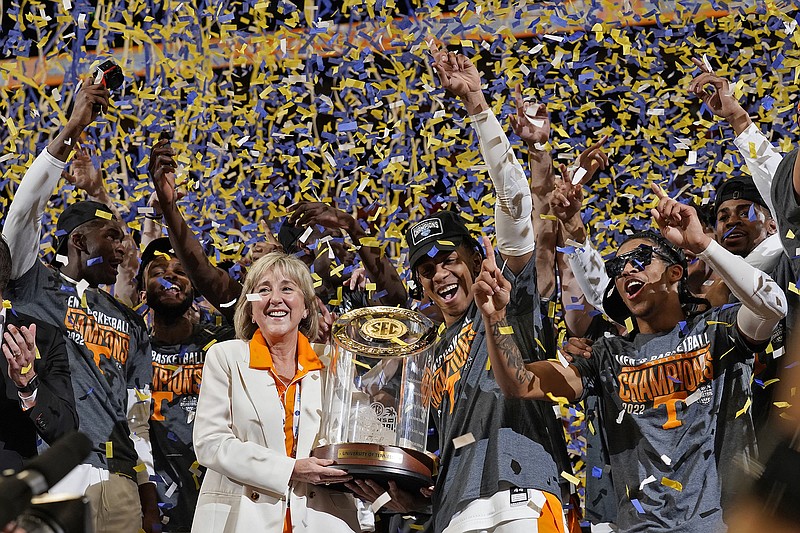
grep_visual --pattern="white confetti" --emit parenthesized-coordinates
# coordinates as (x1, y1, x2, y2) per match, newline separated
(527, 490, 547, 513)
(245, 293, 263, 302)
(616, 410, 625, 424)
(299, 225, 314, 243)
(639, 475, 657, 490)
(76, 278, 90, 299)
(165, 482, 178, 498)
(660, 454, 672, 466)
(571, 166, 588, 185)
(370, 491, 392, 513)
(452, 432, 475, 449)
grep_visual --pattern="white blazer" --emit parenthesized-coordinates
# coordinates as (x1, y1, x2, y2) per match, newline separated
(192, 339, 369, 533)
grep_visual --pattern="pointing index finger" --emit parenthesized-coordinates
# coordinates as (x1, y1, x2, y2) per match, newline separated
(482, 236, 497, 271)
(426, 36, 441, 56)
(650, 182, 667, 200)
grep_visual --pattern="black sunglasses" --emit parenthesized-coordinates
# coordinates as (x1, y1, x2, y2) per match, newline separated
(605, 245, 675, 278)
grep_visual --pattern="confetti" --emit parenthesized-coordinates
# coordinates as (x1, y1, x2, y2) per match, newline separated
(370, 491, 392, 513)
(661, 477, 683, 491)
(561, 471, 580, 486)
(452, 432, 475, 449)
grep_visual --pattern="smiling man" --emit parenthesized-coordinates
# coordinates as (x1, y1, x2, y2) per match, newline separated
(713, 175, 777, 258)
(2, 78, 158, 532)
(136, 237, 235, 533)
(477, 184, 787, 532)
(386, 44, 573, 533)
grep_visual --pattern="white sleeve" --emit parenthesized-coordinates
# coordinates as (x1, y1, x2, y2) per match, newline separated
(127, 387, 156, 485)
(565, 238, 610, 313)
(697, 239, 786, 341)
(2, 149, 66, 279)
(470, 109, 534, 256)
(733, 123, 782, 219)
(744, 233, 784, 273)
(193, 345, 295, 498)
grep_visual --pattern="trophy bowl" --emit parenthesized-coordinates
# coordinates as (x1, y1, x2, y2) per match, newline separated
(312, 306, 438, 492)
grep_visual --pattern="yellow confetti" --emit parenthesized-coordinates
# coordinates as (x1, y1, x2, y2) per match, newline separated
(20, 363, 32, 375)
(498, 325, 514, 335)
(105, 441, 114, 458)
(561, 471, 581, 485)
(95, 209, 112, 220)
(624, 316, 634, 332)
(547, 392, 569, 405)
(735, 398, 752, 418)
(661, 477, 683, 491)
(352, 358, 372, 370)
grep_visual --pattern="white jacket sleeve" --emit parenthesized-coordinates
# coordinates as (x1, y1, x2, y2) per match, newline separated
(3, 149, 66, 279)
(733, 123, 782, 219)
(697, 239, 786, 341)
(566, 238, 610, 313)
(193, 345, 295, 498)
(470, 109, 534, 256)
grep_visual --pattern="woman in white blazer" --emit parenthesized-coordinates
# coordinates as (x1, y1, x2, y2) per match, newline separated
(192, 252, 370, 533)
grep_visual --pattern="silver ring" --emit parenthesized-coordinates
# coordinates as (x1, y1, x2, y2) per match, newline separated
(13, 351, 21, 357)
(325, 482, 330, 486)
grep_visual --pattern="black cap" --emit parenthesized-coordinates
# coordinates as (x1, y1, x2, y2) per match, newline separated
(277, 222, 305, 254)
(714, 175, 770, 215)
(55, 201, 116, 256)
(136, 237, 174, 291)
(405, 211, 474, 269)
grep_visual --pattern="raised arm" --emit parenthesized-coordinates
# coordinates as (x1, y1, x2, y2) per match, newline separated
(651, 183, 786, 345)
(508, 84, 557, 297)
(287, 202, 408, 307)
(3, 79, 109, 279)
(551, 163, 611, 314)
(687, 58, 784, 216)
(148, 139, 242, 321)
(473, 236, 583, 401)
(429, 41, 532, 274)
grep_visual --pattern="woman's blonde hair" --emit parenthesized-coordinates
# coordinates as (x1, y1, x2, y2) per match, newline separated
(234, 251, 320, 341)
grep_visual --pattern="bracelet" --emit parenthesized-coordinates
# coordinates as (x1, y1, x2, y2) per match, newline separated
(17, 373, 39, 394)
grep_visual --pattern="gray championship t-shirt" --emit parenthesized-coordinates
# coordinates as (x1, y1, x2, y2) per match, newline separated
(572, 305, 759, 532)
(8, 262, 151, 478)
(150, 323, 235, 532)
(427, 255, 570, 533)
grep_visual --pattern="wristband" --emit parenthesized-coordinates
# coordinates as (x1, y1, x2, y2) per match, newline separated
(17, 373, 39, 394)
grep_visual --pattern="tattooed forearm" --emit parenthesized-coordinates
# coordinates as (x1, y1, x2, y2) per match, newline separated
(491, 319, 533, 387)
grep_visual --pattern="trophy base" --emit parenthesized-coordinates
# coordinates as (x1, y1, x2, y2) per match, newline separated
(312, 443, 435, 493)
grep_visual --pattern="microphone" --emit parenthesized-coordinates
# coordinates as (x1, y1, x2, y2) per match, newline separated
(0, 431, 92, 526)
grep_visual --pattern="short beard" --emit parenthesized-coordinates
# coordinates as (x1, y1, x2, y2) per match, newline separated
(147, 290, 194, 319)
